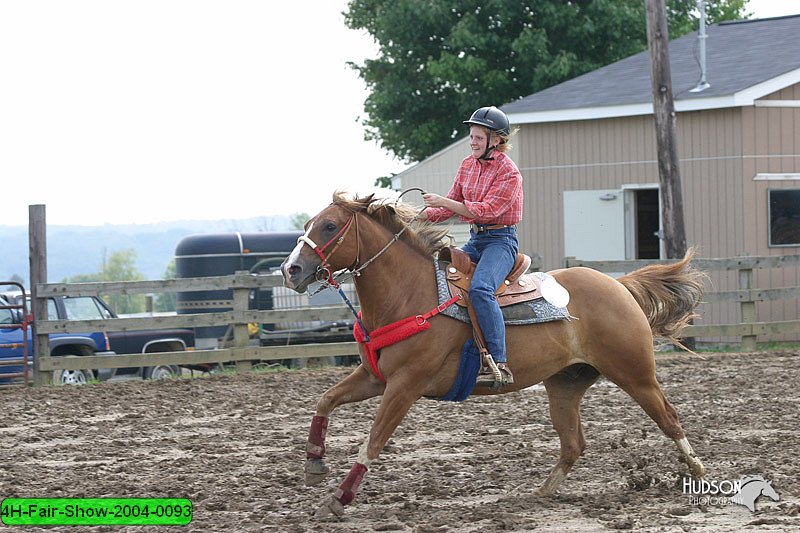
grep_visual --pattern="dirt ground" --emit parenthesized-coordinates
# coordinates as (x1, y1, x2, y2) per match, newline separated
(1, 350, 799, 532)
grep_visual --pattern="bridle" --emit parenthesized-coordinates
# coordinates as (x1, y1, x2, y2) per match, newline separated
(297, 207, 402, 344)
(297, 189, 424, 292)
(296, 213, 358, 289)
(297, 209, 411, 293)
(295, 194, 421, 340)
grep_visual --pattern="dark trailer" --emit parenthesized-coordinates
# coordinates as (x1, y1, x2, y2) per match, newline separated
(174, 232, 357, 357)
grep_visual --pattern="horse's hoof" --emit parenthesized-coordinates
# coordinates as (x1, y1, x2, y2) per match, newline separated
(691, 463, 706, 479)
(305, 458, 330, 486)
(532, 486, 556, 497)
(313, 496, 344, 518)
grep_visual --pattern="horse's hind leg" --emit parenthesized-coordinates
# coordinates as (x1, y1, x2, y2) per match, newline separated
(537, 364, 600, 495)
(606, 369, 706, 479)
(305, 365, 385, 486)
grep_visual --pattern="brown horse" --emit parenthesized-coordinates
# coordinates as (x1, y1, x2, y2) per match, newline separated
(281, 192, 707, 517)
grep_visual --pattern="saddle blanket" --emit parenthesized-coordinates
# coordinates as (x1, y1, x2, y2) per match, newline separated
(434, 257, 572, 325)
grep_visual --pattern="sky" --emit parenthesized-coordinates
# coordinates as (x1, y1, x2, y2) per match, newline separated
(0, 0, 797, 227)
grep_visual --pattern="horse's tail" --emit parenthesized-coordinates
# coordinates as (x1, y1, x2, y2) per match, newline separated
(617, 247, 706, 349)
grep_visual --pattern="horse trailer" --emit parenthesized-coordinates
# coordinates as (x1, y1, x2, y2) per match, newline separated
(174, 232, 358, 364)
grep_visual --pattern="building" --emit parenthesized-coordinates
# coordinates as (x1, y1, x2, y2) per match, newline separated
(393, 15, 800, 342)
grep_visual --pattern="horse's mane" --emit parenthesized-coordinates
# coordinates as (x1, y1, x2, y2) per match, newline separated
(332, 191, 451, 256)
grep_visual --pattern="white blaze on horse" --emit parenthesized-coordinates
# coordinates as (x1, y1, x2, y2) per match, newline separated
(281, 191, 708, 518)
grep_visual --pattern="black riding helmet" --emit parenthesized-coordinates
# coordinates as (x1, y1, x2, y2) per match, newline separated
(463, 106, 510, 160)
(463, 106, 510, 136)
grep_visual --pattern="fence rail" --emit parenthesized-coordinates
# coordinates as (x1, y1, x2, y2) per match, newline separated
(34, 253, 800, 382)
(33, 271, 362, 383)
(565, 254, 800, 350)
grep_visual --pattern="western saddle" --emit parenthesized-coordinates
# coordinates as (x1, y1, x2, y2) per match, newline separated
(439, 246, 542, 389)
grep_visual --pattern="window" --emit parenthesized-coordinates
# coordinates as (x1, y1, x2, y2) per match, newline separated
(769, 189, 800, 247)
(47, 299, 58, 320)
(62, 297, 112, 320)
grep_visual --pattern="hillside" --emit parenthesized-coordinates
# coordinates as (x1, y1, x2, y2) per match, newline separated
(0, 216, 293, 287)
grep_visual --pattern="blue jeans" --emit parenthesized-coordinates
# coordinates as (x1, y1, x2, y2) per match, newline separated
(461, 227, 519, 363)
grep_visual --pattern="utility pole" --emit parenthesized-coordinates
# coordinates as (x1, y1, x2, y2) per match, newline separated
(645, 0, 687, 259)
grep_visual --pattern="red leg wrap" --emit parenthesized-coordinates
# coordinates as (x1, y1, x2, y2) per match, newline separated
(334, 463, 368, 506)
(306, 415, 328, 459)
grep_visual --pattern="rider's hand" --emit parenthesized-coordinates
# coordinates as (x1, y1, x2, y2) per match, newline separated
(422, 193, 446, 208)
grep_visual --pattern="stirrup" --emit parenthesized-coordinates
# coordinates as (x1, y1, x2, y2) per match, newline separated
(476, 355, 514, 388)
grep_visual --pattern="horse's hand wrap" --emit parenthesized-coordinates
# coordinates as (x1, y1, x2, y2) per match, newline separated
(334, 463, 368, 506)
(306, 415, 328, 459)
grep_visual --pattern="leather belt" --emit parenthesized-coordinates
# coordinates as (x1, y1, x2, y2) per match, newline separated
(471, 223, 514, 233)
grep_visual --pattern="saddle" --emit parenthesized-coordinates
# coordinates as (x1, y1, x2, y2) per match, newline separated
(439, 246, 545, 390)
(439, 246, 543, 307)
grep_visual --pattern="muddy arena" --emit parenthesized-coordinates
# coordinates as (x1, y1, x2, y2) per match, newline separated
(1, 350, 799, 532)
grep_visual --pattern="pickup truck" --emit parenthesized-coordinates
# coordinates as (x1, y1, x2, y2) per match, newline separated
(0, 291, 194, 384)
(1, 293, 110, 385)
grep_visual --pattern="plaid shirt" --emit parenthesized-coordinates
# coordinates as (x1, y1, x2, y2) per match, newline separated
(426, 151, 523, 225)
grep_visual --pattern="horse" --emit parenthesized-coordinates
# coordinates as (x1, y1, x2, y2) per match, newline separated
(281, 191, 708, 517)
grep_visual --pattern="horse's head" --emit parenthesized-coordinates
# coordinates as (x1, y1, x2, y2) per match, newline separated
(281, 191, 451, 293)
(281, 197, 360, 293)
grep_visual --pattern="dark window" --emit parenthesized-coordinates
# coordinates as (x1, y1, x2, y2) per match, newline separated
(769, 189, 800, 246)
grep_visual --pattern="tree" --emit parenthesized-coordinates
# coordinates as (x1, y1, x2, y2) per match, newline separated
(344, 0, 747, 162)
(374, 175, 393, 189)
(290, 212, 311, 230)
(62, 249, 145, 314)
(155, 259, 177, 313)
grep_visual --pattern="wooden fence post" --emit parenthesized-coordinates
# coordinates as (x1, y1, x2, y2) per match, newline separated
(233, 271, 253, 372)
(29, 204, 52, 386)
(738, 267, 757, 351)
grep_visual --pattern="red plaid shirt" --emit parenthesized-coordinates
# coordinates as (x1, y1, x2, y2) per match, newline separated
(426, 151, 523, 225)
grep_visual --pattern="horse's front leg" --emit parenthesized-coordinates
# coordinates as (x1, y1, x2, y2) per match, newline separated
(316, 379, 421, 518)
(306, 365, 385, 486)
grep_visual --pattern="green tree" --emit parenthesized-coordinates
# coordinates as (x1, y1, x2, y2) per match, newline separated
(374, 175, 393, 189)
(155, 259, 177, 313)
(344, 0, 747, 162)
(290, 212, 311, 230)
(62, 249, 145, 315)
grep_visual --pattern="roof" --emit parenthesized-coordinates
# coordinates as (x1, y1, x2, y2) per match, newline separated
(502, 15, 800, 124)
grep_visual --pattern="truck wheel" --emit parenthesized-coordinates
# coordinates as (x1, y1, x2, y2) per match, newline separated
(143, 365, 181, 380)
(53, 368, 93, 385)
